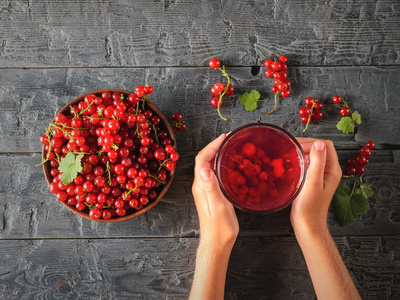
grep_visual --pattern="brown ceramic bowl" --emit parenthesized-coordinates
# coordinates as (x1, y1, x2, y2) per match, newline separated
(42, 89, 176, 222)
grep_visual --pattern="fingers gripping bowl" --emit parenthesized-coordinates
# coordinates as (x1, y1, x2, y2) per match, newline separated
(40, 88, 178, 222)
(214, 123, 307, 213)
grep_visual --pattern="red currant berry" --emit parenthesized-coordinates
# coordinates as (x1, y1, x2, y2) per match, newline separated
(225, 84, 234, 96)
(278, 55, 287, 63)
(264, 59, 273, 68)
(332, 95, 341, 104)
(356, 155, 368, 165)
(280, 90, 290, 98)
(135, 85, 145, 97)
(360, 147, 372, 158)
(210, 97, 222, 108)
(347, 157, 356, 166)
(213, 82, 224, 94)
(312, 110, 323, 121)
(144, 84, 153, 95)
(271, 61, 282, 71)
(347, 166, 356, 175)
(165, 161, 176, 171)
(355, 165, 365, 175)
(209, 58, 220, 69)
(265, 69, 274, 78)
(172, 112, 183, 123)
(366, 141, 375, 150)
(299, 107, 311, 117)
(301, 116, 310, 125)
(305, 97, 315, 107)
(339, 107, 350, 117)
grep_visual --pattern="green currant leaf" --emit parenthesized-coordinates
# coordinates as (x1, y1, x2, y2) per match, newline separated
(331, 185, 369, 227)
(239, 90, 261, 112)
(58, 152, 84, 185)
(360, 183, 374, 199)
(352, 111, 362, 124)
(336, 116, 353, 134)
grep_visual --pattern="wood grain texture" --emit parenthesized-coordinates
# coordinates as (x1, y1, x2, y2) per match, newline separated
(0, 66, 400, 153)
(0, 0, 399, 68)
(0, 236, 398, 299)
(0, 149, 398, 239)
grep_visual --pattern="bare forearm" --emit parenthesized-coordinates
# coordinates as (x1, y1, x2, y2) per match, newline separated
(189, 240, 233, 300)
(296, 226, 361, 300)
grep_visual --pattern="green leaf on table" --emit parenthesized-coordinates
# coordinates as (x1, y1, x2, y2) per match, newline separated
(360, 183, 374, 199)
(58, 152, 84, 185)
(352, 111, 362, 124)
(331, 185, 369, 227)
(336, 116, 353, 134)
(239, 90, 261, 112)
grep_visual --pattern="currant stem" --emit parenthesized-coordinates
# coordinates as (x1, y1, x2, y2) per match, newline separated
(106, 161, 112, 186)
(148, 174, 166, 185)
(216, 66, 230, 121)
(266, 91, 279, 114)
(303, 102, 316, 133)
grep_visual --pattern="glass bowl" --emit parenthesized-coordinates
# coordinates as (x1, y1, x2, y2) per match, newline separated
(214, 123, 306, 213)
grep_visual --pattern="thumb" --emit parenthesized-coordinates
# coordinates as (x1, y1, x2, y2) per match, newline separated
(199, 168, 226, 202)
(306, 140, 327, 188)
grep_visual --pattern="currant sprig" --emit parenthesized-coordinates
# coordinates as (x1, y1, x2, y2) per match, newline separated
(209, 58, 234, 121)
(332, 95, 361, 134)
(299, 97, 323, 132)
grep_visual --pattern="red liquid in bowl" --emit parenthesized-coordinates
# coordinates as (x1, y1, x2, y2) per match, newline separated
(215, 123, 306, 213)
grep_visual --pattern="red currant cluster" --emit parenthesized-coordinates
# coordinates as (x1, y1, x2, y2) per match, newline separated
(263, 55, 290, 114)
(209, 58, 234, 120)
(346, 141, 375, 175)
(39, 86, 179, 220)
(298, 97, 323, 132)
(332, 95, 350, 116)
(171, 112, 186, 133)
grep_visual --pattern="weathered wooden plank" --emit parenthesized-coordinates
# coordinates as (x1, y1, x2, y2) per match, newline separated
(0, 236, 398, 299)
(0, 66, 399, 153)
(0, 0, 399, 67)
(0, 150, 398, 239)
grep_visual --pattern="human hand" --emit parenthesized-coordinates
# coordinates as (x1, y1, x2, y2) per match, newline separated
(192, 134, 239, 248)
(290, 138, 342, 238)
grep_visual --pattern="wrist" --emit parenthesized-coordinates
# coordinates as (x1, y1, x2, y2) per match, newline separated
(199, 234, 236, 255)
(294, 221, 330, 247)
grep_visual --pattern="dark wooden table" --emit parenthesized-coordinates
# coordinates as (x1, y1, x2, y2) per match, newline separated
(0, 1, 399, 299)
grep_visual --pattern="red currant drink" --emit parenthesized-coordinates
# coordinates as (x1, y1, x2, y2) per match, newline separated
(214, 123, 306, 213)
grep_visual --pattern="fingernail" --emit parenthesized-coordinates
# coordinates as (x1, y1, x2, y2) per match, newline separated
(199, 168, 212, 181)
(313, 140, 325, 151)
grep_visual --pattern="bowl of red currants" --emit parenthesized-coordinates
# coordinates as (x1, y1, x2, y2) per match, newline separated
(214, 123, 307, 213)
(39, 87, 180, 222)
